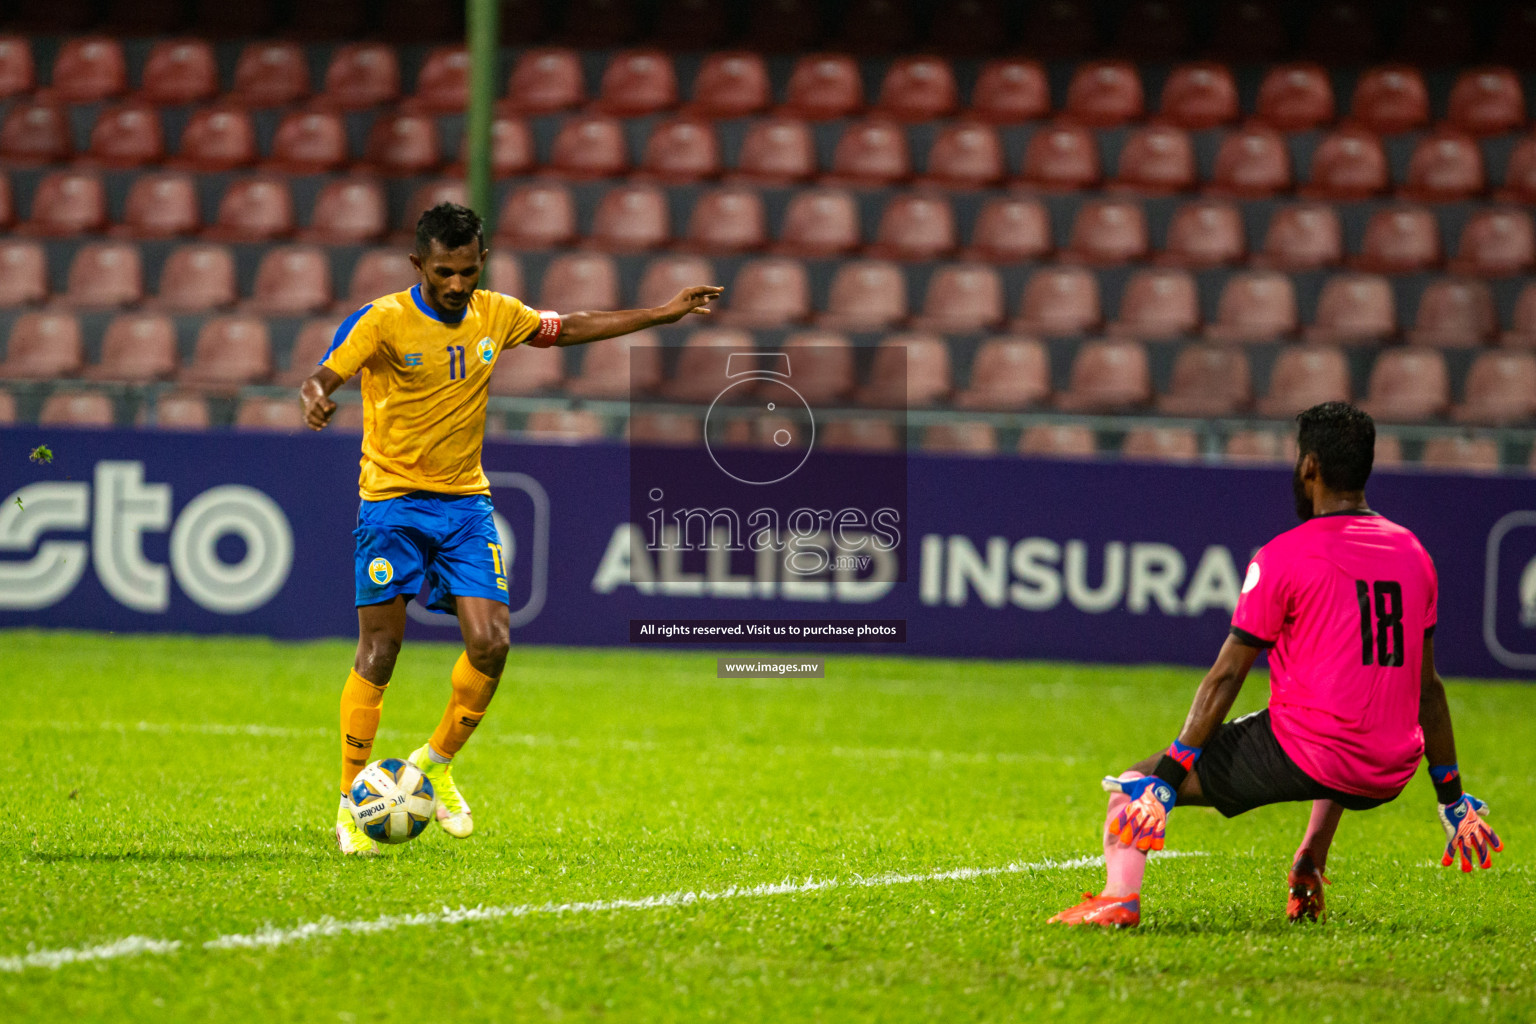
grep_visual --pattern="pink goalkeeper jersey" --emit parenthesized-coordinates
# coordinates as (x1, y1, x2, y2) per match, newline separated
(1231, 511, 1438, 799)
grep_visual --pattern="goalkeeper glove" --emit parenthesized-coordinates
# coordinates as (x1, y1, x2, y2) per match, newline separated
(1102, 774, 1177, 852)
(1438, 794, 1502, 872)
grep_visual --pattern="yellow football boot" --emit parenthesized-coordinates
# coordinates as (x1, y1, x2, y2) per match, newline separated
(334, 796, 379, 856)
(408, 745, 473, 838)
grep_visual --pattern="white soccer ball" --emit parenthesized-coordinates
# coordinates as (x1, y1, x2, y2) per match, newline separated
(349, 758, 435, 845)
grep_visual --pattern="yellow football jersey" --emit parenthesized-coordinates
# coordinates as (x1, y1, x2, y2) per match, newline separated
(321, 284, 548, 501)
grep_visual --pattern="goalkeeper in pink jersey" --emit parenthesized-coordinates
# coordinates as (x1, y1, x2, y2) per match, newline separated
(1051, 402, 1503, 928)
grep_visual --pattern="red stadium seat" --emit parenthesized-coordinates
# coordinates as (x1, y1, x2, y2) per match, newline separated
(322, 44, 401, 110)
(341, 250, 416, 309)
(154, 244, 237, 311)
(877, 57, 959, 121)
(773, 331, 856, 404)
(638, 118, 720, 182)
(1420, 436, 1499, 473)
(1205, 272, 1298, 342)
(1112, 124, 1196, 193)
(495, 185, 576, 250)
(816, 261, 908, 330)
(38, 390, 114, 427)
(1255, 64, 1335, 131)
(589, 185, 670, 252)
(0, 241, 47, 307)
(732, 118, 817, 184)
(484, 253, 522, 297)
(539, 254, 620, 311)
(783, 54, 864, 120)
(868, 194, 956, 261)
(921, 122, 1005, 189)
(1256, 204, 1343, 269)
(116, 174, 199, 238)
(140, 40, 218, 106)
(911, 265, 1004, 332)
(301, 179, 386, 245)
(626, 412, 701, 446)
(716, 259, 811, 327)
(1064, 60, 1143, 127)
(0, 99, 71, 164)
(144, 391, 211, 430)
(637, 257, 715, 309)
(684, 188, 767, 253)
(397, 181, 466, 240)
(663, 329, 754, 403)
(776, 189, 861, 257)
(1158, 344, 1251, 416)
(920, 422, 996, 455)
(1224, 430, 1293, 465)
(1109, 268, 1199, 338)
(1408, 278, 1496, 347)
(244, 246, 333, 315)
(0, 312, 84, 379)
(1303, 126, 1390, 199)
(826, 119, 912, 186)
(0, 173, 10, 230)
(361, 113, 441, 176)
(504, 48, 584, 114)
(1354, 207, 1442, 272)
(821, 418, 902, 453)
(48, 37, 127, 103)
(1350, 66, 1429, 134)
(87, 314, 178, 382)
(206, 178, 294, 242)
(1160, 201, 1245, 268)
(549, 115, 628, 178)
(1450, 209, 1536, 276)
(1012, 267, 1101, 336)
(232, 42, 311, 108)
(1306, 274, 1396, 344)
(954, 336, 1050, 411)
(856, 333, 951, 408)
(489, 344, 564, 396)
(1360, 347, 1449, 422)
(688, 52, 770, 117)
(87, 103, 164, 168)
(60, 243, 143, 309)
(1505, 282, 1536, 347)
(180, 317, 272, 388)
(1064, 200, 1148, 265)
(596, 50, 677, 116)
(1160, 63, 1239, 129)
(1448, 68, 1526, 137)
(568, 330, 663, 398)
(1454, 352, 1536, 424)
(267, 110, 349, 174)
(412, 46, 468, 113)
(1257, 345, 1350, 417)
(451, 114, 534, 178)
(970, 59, 1050, 124)
(1056, 338, 1151, 412)
(963, 196, 1052, 263)
(0, 36, 35, 99)
(234, 397, 305, 433)
(23, 172, 106, 236)
(1402, 132, 1485, 201)
(1021, 122, 1101, 191)
(1122, 426, 1200, 463)
(171, 107, 258, 171)
(1019, 423, 1097, 458)
(1208, 123, 1292, 197)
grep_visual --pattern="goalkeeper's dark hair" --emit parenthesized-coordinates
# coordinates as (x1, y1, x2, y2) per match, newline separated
(415, 202, 483, 254)
(1296, 401, 1375, 491)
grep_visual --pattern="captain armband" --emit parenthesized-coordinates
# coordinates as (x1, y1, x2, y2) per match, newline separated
(528, 311, 563, 347)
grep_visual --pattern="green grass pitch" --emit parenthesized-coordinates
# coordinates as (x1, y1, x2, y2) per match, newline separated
(1, 630, 1532, 1022)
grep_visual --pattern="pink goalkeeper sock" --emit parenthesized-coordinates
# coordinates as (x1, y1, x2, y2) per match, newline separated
(1103, 770, 1148, 898)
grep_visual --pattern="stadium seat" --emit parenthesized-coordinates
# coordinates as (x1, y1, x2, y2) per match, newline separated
(1159, 201, 1245, 267)
(688, 52, 770, 117)
(714, 259, 813, 327)
(826, 119, 912, 186)
(1377, 431, 1408, 466)
(970, 59, 1050, 123)
(1447, 68, 1525, 137)
(588, 185, 670, 252)
(911, 265, 1004, 332)
(1256, 204, 1343, 269)
(243, 246, 332, 315)
(140, 40, 218, 106)
(1224, 430, 1294, 465)
(1208, 123, 1292, 197)
(38, 390, 114, 427)
(322, 43, 401, 110)
(171, 107, 258, 171)
(1420, 436, 1500, 472)
(1360, 347, 1449, 422)
(1056, 339, 1151, 412)
(1354, 207, 1442, 272)
(1019, 423, 1097, 458)
(180, 316, 273, 388)
(922, 422, 998, 455)
(1503, 282, 1536, 347)
(1350, 66, 1429, 134)
(1020, 122, 1101, 190)
(1408, 278, 1496, 347)
(868, 194, 957, 260)
(361, 113, 441, 176)
(626, 412, 701, 446)
(732, 118, 818, 184)
(684, 188, 767, 253)
(278, 316, 345, 386)
(86, 313, 178, 381)
(1497, 137, 1536, 204)
(775, 331, 856, 404)
(1112, 124, 1196, 193)
(484, 253, 522, 296)
(1204, 271, 1298, 342)
(638, 118, 721, 182)
(877, 57, 959, 121)
(1402, 132, 1485, 201)
(504, 48, 584, 114)
(1307, 274, 1396, 343)
(1449, 209, 1535, 276)
(1064, 200, 1148, 264)
(0, 173, 10, 230)
(637, 256, 716, 309)
(143, 390, 211, 430)
(48, 37, 127, 103)
(595, 50, 677, 116)
(60, 243, 143, 309)
(1454, 351, 1536, 424)
(232, 42, 310, 107)
(267, 111, 349, 174)
(549, 115, 629, 178)
(205, 178, 294, 242)
(1065, 61, 1143, 126)
(411, 46, 468, 113)
(400, 176, 470, 233)
(87, 103, 165, 168)
(235, 396, 305, 432)
(153, 244, 237, 311)
(954, 336, 1049, 410)
(782, 54, 864, 120)
(495, 185, 576, 250)
(1157, 344, 1251, 416)
(663, 329, 754, 403)
(489, 343, 564, 396)
(0, 241, 46, 307)
(111, 174, 197, 239)
(776, 189, 862, 257)
(1109, 268, 1199, 338)
(1212, 0, 1288, 61)
(0, 99, 72, 164)
(1122, 426, 1200, 463)
(1159, 63, 1239, 129)
(539, 254, 620, 311)
(1256, 345, 1350, 417)
(568, 329, 663, 398)
(857, 333, 951, 408)
(816, 261, 908, 330)
(453, 114, 534, 177)
(1259, 64, 1333, 131)
(822, 418, 902, 452)
(0, 36, 35, 99)
(23, 172, 106, 236)
(962, 196, 1052, 263)
(1012, 266, 1101, 336)
(1303, 127, 1390, 199)
(921, 122, 1006, 189)
(0, 312, 83, 379)
(299, 179, 386, 245)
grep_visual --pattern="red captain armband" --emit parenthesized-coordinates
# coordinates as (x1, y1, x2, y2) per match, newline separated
(529, 311, 562, 347)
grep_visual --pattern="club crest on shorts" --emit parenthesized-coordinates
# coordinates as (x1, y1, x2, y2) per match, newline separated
(368, 557, 394, 585)
(476, 337, 496, 365)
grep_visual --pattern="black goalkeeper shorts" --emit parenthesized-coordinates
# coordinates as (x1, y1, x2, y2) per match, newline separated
(1196, 709, 1395, 818)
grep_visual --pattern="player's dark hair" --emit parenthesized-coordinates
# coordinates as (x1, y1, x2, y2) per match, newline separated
(415, 202, 483, 254)
(1296, 402, 1375, 491)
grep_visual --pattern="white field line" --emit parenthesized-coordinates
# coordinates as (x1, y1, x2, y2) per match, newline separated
(1, 851, 1205, 973)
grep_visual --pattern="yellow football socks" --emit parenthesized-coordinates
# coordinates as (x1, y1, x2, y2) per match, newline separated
(428, 652, 499, 760)
(339, 668, 387, 794)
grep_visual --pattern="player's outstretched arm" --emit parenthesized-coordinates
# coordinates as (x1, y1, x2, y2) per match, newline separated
(552, 285, 725, 347)
(300, 366, 345, 431)
(1419, 636, 1503, 872)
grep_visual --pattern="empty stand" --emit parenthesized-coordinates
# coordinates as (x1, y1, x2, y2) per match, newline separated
(1354, 207, 1442, 272)
(206, 178, 294, 242)
(596, 50, 678, 116)
(362, 113, 442, 176)
(822, 418, 901, 452)
(1448, 68, 1525, 136)
(180, 317, 273, 388)
(412, 46, 469, 113)
(1123, 426, 1200, 462)
(1402, 132, 1485, 201)
(970, 59, 1049, 123)
(1257, 204, 1343, 269)
(717, 259, 811, 327)
(568, 330, 663, 398)
(1019, 423, 1097, 458)
(1409, 278, 1496, 346)
(963, 196, 1052, 262)
(0, 241, 47, 307)
(145, 391, 211, 430)
(495, 184, 577, 250)
(589, 185, 671, 251)
(1013, 267, 1101, 336)
(1112, 124, 1196, 193)
(322, 43, 401, 110)
(868, 194, 956, 260)
(856, 333, 951, 408)
(1361, 347, 1450, 422)
(1205, 272, 1298, 341)
(689, 53, 770, 117)
(1, 99, 73, 164)
(1303, 127, 1389, 199)
(48, 37, 127, 103)
(279, 317, 345, 386)
(954, 336, 1049, 410)
(1450, 209, 1536, 276)
(268, 111, 350, 174)
(1224, 430, 1293, 465)
(1021, 122, 1101, 191)
(0, 313, 84, 379)
(1420, 436, 1500, 472)
(1056, 339, 1151, 412)
(1160, 63, 1239, 129)
(1109, 268, 1199, 338)
(922, 122, 1006, 188)
(1256, 65, 1335, 130)
(733, 118, 818, 183)
(39, 390, 114, 427)
(342, 250, 416, 309)
(1350, 66, 1429, 134)
(171, 107, 258, 171)
(777, 189, 861, 257)
(489, 344, 564, 395)
(23, 172, 106, 236)
(140, 40, 218, 105)
(1503, 283, 1536, 347)
(301, 179, 387, 244)
(87, 313, 178, 381)
(245, 246, 333, 315)
(1064, 200, 1148, 264)
(922, 422, 997, 455)
(775, 331, 856, 403)
(540, 254, 621, 311)
(1257, 346, 1350, 417)
(1065, 60, 1143, 126)
(1158, 345, 1251, 416)
(826, 119, 912, 185)
(154, 244, 238, 311)
(61, 243, 143, 309)
(637, 257, 716, 308)
(685, 188, 768, 253)
(911, 265, 1004, 332)
(0, 36, 36, 99)
(232, 42, 311, 107)
(1208, 124, 1292, 197)
(627, 412, 702, 445)
(664, 329, 754, 403)
(1306, 274, 1396, 343)
(817, 261, 908, 329)
(783, 54, 863, 120)
(505, 48, 584, 114)
(87, 103, 165, 168)
(639, 118, 721, 182)
(1160, 201, 1245, 267)
(877, 56, 959, 121)
(1455, 352, 1536, 425)
(234, 396, 305, 432)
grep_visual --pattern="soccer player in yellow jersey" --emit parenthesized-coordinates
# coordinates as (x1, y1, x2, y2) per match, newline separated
(301, 203, 721, 854)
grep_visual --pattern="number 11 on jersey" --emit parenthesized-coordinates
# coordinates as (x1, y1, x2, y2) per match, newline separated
(447, 345, 466, 379)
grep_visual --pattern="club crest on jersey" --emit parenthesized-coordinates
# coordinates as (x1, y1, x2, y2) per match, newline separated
(368, 558, 394, 585)
(1242, 562, 1261, 593)
(476, 337, 496, 365)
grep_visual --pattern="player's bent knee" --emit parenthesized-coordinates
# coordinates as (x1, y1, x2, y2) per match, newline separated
(356, 635, 402, 683)
(465, 633, 509, 677)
